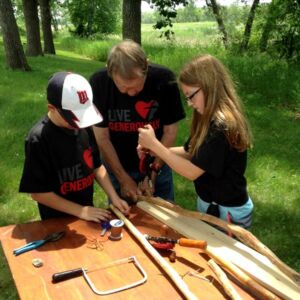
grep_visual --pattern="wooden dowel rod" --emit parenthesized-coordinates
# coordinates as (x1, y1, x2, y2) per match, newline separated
(208, 258, 242, 300)
(137, 195, 300, 286)
(205, 246, 280, 300)
(110, 205, 198, 300)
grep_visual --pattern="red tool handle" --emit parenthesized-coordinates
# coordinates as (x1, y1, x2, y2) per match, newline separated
(52, 268, 84, 283)
(178, 238, 207, 249)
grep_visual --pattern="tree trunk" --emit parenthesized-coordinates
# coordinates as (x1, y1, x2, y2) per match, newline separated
(22, 0, 43, 56)
(240, 0, 260, 52)
(206, 0, 228, 49)
(260, 0, 277, 52)
(122, 0, 141, 44)
(39, 0, 55, 54)
(86, 0, 95, 36)
(0, 0, 31, 70)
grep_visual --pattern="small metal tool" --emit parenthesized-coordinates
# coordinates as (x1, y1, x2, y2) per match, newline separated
(100, 221, 111, 237)
(13, 231, 65, 256)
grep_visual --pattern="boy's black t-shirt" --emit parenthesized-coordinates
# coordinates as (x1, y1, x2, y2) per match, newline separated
(185, 124, 248, 207)
(90, 64, 185, 171)
(19, 116, 101, 219)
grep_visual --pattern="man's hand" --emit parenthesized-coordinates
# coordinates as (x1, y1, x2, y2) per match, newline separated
(79, 206, 112, 223)
(138, 176, 154, 196)
(120, 175, 142, 202)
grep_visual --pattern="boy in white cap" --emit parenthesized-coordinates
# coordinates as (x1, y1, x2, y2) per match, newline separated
(19, 72, 130, 221)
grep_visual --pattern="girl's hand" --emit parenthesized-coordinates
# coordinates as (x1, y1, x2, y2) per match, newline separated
(138, 124, 157, 150)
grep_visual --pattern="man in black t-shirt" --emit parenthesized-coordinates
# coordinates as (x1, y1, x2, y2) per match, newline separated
(90, 40, 185, 202)
(19, 72, 130, 221)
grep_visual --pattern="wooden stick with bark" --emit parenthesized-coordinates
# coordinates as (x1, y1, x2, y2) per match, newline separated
(136, 195, 300, 286)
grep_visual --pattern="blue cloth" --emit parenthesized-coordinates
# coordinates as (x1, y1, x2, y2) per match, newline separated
(197, 197, 253, 229)
(107, 164, 174, 202)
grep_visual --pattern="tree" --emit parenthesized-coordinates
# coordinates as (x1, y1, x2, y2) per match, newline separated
(66, 0, 121, 37)
(151, 0, 188, 39)
(39, 0, 55, 54)
(259, 1, 278, 52)
(22, 0, 43, 56)
(123, 0, 188, 43)
(259, 0, 300, 61)
(205, 0, 228, 48)
(123, 0, 141, 43)
(0, 0, 31, 70)
(240, 0, 260, 52)
(176, 0, 202, 23)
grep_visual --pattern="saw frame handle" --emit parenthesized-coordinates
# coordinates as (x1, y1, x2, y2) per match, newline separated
(52, 267, 84, 283)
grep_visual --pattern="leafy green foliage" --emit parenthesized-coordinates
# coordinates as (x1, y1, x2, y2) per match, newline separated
(65, 0, 121, 37)
(0, 22, 300, 298)
(270, 0, 300, 62)
(150, 0, 188, 39)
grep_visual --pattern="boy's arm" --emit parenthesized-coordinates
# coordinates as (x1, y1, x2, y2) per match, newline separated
(31, 192, 111, 222)
(93, 165, 130, 215)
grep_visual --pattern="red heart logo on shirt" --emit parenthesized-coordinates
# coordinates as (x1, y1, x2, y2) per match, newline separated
(135, 100, 157, 119)
(83, 147, 93, 169)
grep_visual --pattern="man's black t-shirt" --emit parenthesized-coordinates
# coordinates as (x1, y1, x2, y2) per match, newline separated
(19, 116, 101, 219)
(185, 124, 248, 207)
(90, 64, 185, 171)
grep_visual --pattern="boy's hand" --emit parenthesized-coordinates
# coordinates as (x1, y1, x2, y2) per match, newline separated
(80, 206, 112, 223)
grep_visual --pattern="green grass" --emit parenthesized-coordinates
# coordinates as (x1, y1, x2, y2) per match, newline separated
(0, 22, 300, 297)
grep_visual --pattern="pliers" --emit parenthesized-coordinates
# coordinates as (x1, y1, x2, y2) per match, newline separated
(13, 231, 65, 256)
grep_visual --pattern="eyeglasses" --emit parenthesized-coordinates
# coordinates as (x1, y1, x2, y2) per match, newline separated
(185, 88, 201, 102)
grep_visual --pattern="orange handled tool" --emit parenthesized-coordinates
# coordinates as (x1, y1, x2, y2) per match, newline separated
(178, 238, 207, 249)
(145, 235, 207, 250)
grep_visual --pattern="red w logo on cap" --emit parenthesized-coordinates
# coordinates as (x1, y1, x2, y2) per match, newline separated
(77, 90, 88, 104)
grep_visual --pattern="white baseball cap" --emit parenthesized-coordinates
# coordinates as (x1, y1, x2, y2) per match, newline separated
(47, 72, 103, 128)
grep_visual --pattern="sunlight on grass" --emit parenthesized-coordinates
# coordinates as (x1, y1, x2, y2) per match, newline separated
(0, 24, 299, 300)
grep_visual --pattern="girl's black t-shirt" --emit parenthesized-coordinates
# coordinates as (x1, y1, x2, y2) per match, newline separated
(19, 116, 101, 219)
(90, 64, 185, 171)
(185, 125, 248, 207)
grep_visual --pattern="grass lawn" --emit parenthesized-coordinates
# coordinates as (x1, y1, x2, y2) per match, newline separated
(0, 22, 300, 297)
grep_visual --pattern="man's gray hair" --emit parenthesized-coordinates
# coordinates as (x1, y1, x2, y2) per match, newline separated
(107, 40, 148, 79)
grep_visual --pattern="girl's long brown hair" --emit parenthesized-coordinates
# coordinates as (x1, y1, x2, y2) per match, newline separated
(179, 55, 252, 156)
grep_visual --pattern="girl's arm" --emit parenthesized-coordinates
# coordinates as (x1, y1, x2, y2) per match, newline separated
(138, 125, 204, 181)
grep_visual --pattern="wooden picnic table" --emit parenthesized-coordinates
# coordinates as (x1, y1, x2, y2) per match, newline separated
(0, 206, 255, 299)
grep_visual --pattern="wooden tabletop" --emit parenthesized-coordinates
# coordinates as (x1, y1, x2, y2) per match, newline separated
(0, 206, 254, 299)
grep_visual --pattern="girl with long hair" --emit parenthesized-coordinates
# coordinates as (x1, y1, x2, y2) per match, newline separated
(138, 55, 253, 228)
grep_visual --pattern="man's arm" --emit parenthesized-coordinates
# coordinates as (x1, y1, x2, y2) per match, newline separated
(31, 192, 111, 222)
(94, 165, 130, 215)
(92, 126, 141, 201)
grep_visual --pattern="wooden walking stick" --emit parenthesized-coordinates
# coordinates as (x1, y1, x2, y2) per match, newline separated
(208, 258, 242, 300)
(137, 195, 300, 286)
(206, 250, 280, 300)
(109, 205, 198, 300)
